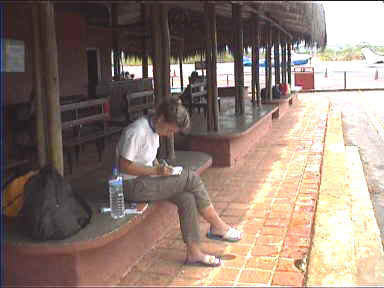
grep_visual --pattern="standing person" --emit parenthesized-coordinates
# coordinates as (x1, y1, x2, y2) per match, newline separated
(116, 97, 242, 267)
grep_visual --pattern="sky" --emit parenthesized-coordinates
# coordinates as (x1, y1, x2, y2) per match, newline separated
(321, 1, 384, 48)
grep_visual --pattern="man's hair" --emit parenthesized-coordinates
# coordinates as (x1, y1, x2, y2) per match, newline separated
(155, 97, 190, 131)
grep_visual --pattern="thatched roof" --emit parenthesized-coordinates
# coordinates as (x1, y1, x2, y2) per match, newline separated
(69, 1, 327, 58)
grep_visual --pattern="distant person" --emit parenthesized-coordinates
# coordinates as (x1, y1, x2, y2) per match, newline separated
(116, 97, 242, 267)
(179, 71, 201, 106)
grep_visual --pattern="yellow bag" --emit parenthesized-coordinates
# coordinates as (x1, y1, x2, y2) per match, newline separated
(2, 170, 38, 217)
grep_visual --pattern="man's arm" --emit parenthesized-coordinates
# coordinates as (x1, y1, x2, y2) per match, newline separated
(120, 156, 173, 176)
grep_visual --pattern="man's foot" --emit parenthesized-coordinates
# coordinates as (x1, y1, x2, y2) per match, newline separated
(185, 254, 222, 267)
(207, 226, 242, 242)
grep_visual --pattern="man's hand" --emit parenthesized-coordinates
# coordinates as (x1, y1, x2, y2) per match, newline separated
(156, 160, 174, 176)
(157, 164, 174, 176)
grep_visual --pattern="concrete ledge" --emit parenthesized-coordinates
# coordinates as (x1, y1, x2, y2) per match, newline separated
(306, 106, 357, 286)
(346, 146, 384, 285)
(187, 105, 278, 166)
(4, 151, 212, 286)
(306, 106, 384, 286)
(261, 93, 297, 119)
(218, 86, 248, 98)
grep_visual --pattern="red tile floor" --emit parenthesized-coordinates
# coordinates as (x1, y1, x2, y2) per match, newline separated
(117, 94, 329, 287)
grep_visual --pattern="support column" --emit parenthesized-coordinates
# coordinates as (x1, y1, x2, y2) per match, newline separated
(179, 20, 185, 91)
(112, 4, 120, 77)
(267, 27, 273, 101)
(156, 4, 174, 161)
(205, 3, 218, 131)
(179, 56, 184, 91)
(251, 20, 256, 105)
(40, 2, 64, 175)
(141, 4, 149, 78)
(281, 37, 287, 84)
(151, 4, 163, 105)
(287, 40, 292, 87)
(232, 4, 244, 115)
(255, 20, 261, 106)
(32, 4, 48, 167)
(274, 29, 281, 85)
(160, 4, 170, 99)
(264, 30, 269, 99)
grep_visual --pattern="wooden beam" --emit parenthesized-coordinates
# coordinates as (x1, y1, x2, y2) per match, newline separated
(205, 3, 219, 131)
(287, 40, 292, 86)
(274, 28, 280, 85)
(40, 2, 64, 175)
(111, 4, 120, 76)
(141, 4, 149, 78)
(205, 3, 213, 131)
(233, 3, 244, 115)
(255, 20, 261, 106)
(245, 6, 293, 40)
(32, 4, 48, 167)
(281, 39, 287, 84)
(160, 3, 175, 162)
(267, 27, 273, 101)
(151, 4, 162, 105)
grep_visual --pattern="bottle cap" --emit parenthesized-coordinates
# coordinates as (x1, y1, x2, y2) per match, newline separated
(112, 167, 118, 176)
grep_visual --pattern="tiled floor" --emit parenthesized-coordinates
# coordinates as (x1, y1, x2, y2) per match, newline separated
(117, 94, 330, 287)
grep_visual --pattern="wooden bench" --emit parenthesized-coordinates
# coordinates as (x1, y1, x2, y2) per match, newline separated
(93, 79, 154, 127)
(125, 90, 155, 122)
(61, 98, 122, 174)
(182, 80, 221, 116)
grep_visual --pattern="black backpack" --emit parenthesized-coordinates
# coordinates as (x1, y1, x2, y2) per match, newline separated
(20, 165, 92, 241)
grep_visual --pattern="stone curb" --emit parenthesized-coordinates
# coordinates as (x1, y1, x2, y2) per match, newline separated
(306, 105, 384, 286)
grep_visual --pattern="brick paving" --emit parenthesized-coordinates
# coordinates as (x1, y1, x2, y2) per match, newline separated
(118, 94, 330, 287)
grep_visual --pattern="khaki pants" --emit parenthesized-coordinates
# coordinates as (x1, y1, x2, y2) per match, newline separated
(123, 168, 211, 244)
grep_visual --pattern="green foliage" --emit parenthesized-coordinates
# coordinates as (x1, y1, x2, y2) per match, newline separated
(317, 44, 384, 61)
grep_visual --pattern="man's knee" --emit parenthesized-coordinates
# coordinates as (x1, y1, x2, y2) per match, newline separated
(175, 192, 196, 210)
(184, 168, 203, 188)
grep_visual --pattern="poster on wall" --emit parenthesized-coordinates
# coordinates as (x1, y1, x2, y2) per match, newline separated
(2, 39, 25, 72)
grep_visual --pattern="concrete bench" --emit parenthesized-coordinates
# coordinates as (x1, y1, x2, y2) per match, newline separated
(187, 104, 278, 166)
(4, 151, 212, 287)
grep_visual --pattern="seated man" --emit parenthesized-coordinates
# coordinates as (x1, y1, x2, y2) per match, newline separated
(179, 71, 204, 107)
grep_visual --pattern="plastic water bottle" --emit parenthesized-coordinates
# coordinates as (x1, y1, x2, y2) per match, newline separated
(109, 168, 125, 219)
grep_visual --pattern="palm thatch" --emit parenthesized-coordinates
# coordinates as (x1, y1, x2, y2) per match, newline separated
(81, 1, 327, 59)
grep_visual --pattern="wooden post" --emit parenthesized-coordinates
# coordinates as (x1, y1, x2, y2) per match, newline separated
(151, 4, 162, 105)
(210, 4, 219, 131)
(233, 4, 244, 115)
(179, 21, 184, 91)
(281, 38, 287, 84)
(179, 56, 184, 91)
(267, 28, 273, 101)
(251, 20, 255, 104)
(255, 21, 261, 107)
(200, 53, 204, 77)
(205, 3, 218, 131)
(287, 40, 292, 87)
(141, 4, 149, 78)
(161, 4, 170, 99)
(264, 30, 269, 100)
(112, 4, 120, 77)
(32, 4, 48, 167)
(251, 19, 260, 106)
(160, 4, 175, 162)
(40, 2, 64, 175)
(274, 29, 281, 85)
(205, 3, 213, 131)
